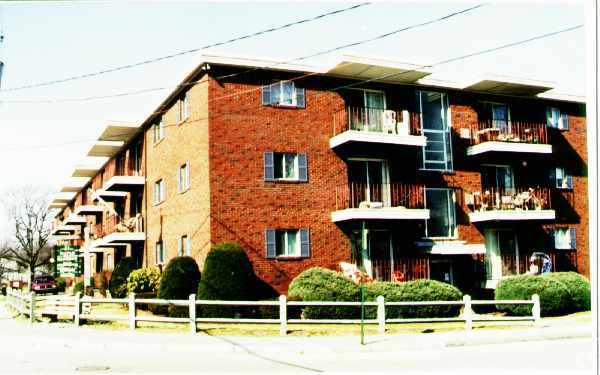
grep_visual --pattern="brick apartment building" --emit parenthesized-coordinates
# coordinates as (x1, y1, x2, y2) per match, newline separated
(49, 55, 588, 294)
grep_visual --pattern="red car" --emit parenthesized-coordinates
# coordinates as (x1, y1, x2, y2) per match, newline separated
(32, 275, 58, 295)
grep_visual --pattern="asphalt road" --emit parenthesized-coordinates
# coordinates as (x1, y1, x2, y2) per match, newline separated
(0, 307, 594, 374)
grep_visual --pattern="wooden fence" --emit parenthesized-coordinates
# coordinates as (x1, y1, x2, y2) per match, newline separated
(5, 289, 540, 336)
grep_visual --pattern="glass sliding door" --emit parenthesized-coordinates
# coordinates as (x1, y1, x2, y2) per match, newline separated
(350, 227, 393, 280)
(419, 91, 452, 171)
(348, 159, 390, 206)
(485, 229, 519, 286)
(364, 90, 385, 132)
(425, 188, 456, 238)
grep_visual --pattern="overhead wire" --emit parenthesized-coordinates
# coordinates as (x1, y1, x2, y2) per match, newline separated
(0, 2, 371, 93)
(0, 22, 582, 154)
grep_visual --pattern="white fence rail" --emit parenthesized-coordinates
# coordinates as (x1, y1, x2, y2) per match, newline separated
(5, 289, 541, 336)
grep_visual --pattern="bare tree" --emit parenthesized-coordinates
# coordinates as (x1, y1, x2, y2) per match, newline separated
(1, 188, 53, 289)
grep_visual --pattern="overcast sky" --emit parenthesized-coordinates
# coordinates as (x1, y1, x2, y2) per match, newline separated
(0, 1, 586, 238)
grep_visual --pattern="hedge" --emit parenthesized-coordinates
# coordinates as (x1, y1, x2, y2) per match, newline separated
(495, 274, 572, 317)
(197, 243, 256, 317)
(108, 257, 137, 298)
(55, 277, 67, 293)
(545, 272, 591, 312)
(287, 267, 360, 319)
(158, 256, 201, 300)
(73, 281, 84, 295)
(126, 267, 161, 295)
(365, 280, 463, 319)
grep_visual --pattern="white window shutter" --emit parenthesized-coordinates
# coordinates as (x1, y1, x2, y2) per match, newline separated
(178, 238, 182, 256)
(300, 228, 310, 257)
(186, 236, 191, 256)
(265, 230, 276, 258)
(298, 153, 308, 182)
(264, 152, 275, 181)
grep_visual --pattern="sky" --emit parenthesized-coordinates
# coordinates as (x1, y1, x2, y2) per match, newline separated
(0, 1, 587, 238)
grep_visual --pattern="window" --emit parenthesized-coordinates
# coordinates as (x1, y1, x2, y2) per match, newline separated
(153, 118, 165, 143)
(553, 227, 576, 249)
(107, 253, 114, 270)
(179, 93, 190, 123)
(153, 179, 165, 205)
(179, 235, 191, 256)
(491, 104, 510, 133)
(551, 167, 573, 189)
(482, 165, 515, 193)
(265, 228, 310, 258)
(178, 162, 190, 192)
(547, 107, 569, 130)
(418, 91, 453, 171)
(425, 188, 457, 238)
(155, 241, 165, 264)
(264, 152, 307, 182)
(262, 81, 305, 108)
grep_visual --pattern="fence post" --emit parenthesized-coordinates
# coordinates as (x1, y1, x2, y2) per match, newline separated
(74, 292, 81, 326)
(376, 295, 385, 334)
(189, 294, 197, 335)
(463, 294, 473, 332)
(532, 294, 541, 325)
(29, 292, 35, 324)
(128, 293, 136, 331)
(279, 295, 287, 337)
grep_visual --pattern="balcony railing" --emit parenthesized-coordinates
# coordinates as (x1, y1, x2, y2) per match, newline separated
(333, 107, 421, 137)
(335, 182, 425, 210)
(371, 257, 430, 282)
(470, 120, 548, 146)
(484, 253, 556, 280)
(465, 186, 552, 212)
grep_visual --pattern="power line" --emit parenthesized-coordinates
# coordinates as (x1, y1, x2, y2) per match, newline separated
(0, 22, 581, 153)
(0, 3, 486, 105)
(0, 3, 371, 93)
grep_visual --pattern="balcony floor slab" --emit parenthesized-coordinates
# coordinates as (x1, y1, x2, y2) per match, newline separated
(467, 141, 552, 156)
(332, 207, 430, 222)
(330, 130, 426, 149)
(469, 209, 556, 223)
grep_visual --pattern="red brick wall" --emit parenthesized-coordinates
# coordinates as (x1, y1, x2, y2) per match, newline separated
(208, 72, 350, 294)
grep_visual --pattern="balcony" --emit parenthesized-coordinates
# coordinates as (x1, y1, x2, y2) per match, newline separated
(92, 189, 127, 203)
(50, 224, 79, 237)
(63, 214, 87, 226)
(465, 187, 555, 223)
(466, 120, 551, 156)
(74, 205, 104, 219)
(332, 182, 429, 222)
(330, 107, 426, 149)
(102, 164, 143, 192)
(91, 214, 144, 248)
(483, 252, 557, 289)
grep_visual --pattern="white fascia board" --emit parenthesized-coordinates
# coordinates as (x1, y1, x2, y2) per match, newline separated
(467, 142, 552, 156)
(331, 208, 430, 222)
(469, 209, 556, 223)
(330, 131, 427, 148)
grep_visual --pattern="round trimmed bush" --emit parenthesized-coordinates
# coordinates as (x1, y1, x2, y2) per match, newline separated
(108, 257, 137, 298)
(126, 267, 161, 295)
(73, 281, 84, 295)
(158, 256, 201, 300)
(197, 243, 256, 317)
(365, 280, 463, 319)
(545, 272, 591, 312)
(288, 267, 360, 319)
(495, 274, 572, 317)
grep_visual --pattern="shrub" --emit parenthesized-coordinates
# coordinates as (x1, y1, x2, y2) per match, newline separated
(73, 281, 84, 295)
(197, 243, 256, 317)
(158, 256, 201, 300)
(365, 280, 463, 319)
(108, 257, 137, 298)
(287, 267, 360, 319)
(495, 274, 572, 317)
(55, 277, 67, 292)
(126, 267, 161, 295)
(545, 272, 591, 312)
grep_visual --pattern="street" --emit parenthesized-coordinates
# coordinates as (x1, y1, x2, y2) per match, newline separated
(0, 308, 593, 374)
